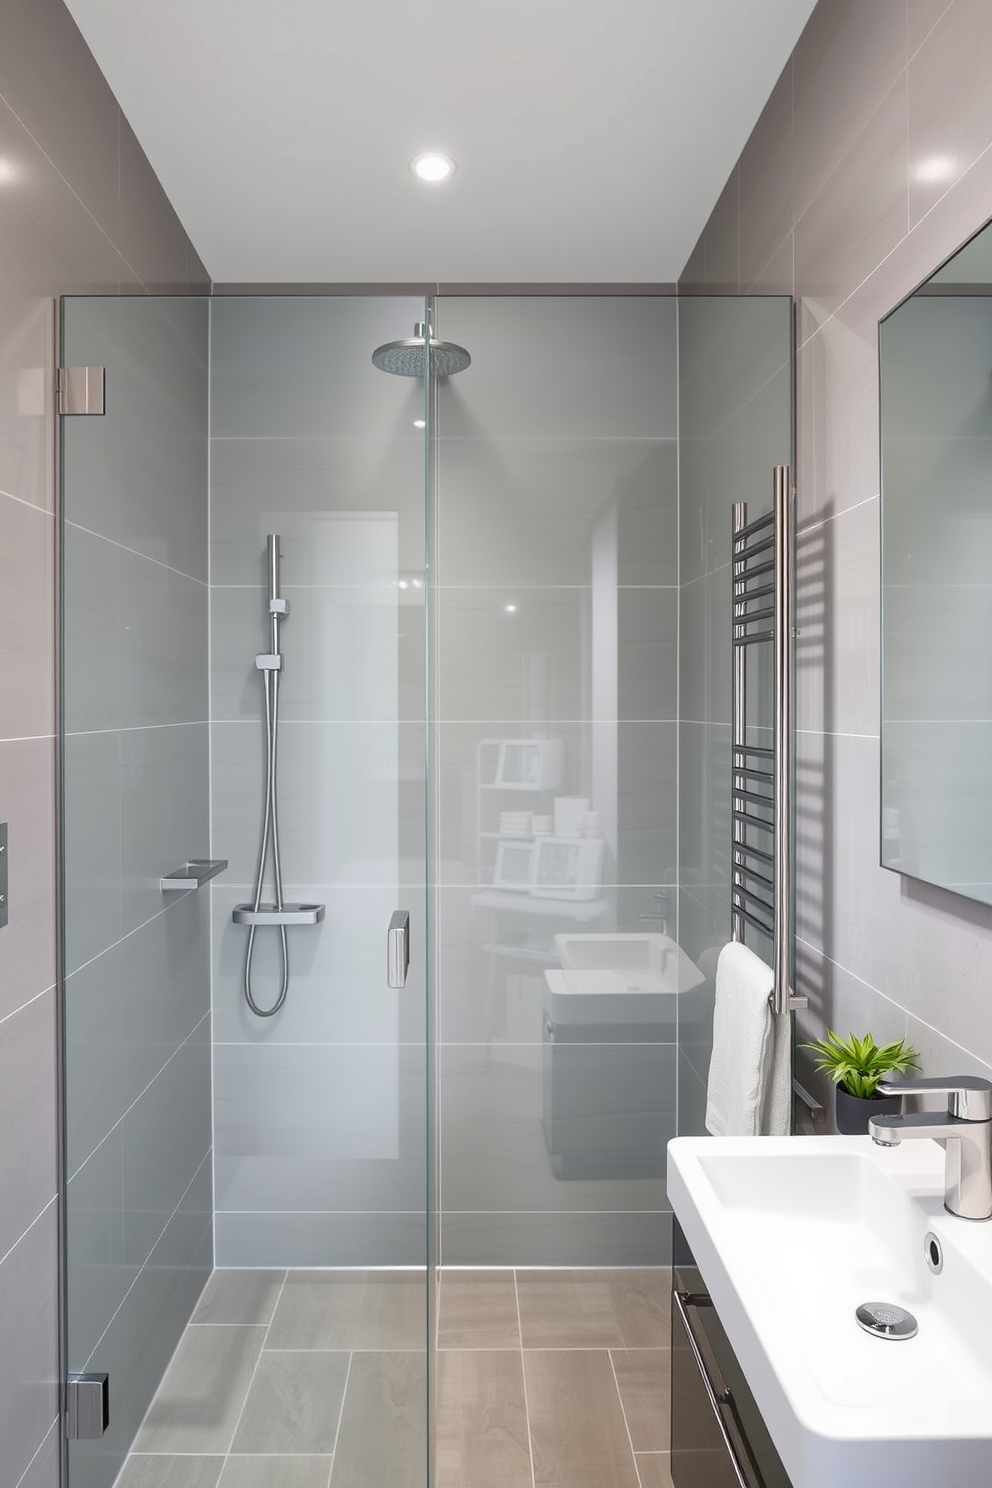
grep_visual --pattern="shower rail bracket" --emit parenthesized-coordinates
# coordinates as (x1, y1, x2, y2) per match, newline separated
(233, 902, 326, 926)
(255, 653, 283, 670)
(269, 597, 290, 616)
(160, 859, 228, 891)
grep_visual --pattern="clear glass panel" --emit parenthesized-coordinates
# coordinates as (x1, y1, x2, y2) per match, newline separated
(60, 294, 432, 1485)
(675, 295, 795, 1139)
(432, 295, 681, 1264)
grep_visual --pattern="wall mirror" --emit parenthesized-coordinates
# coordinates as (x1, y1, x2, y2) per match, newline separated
(880, 216, 992, 905)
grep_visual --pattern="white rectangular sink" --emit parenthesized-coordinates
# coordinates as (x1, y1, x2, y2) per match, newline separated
(668, 1135, 992, 1487)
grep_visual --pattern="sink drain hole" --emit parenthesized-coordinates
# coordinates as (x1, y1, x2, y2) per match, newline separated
(925, 1231, 943, 1274)
(856, 1302, 918, 1339)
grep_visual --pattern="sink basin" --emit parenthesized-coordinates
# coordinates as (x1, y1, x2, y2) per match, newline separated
(668, 1135, 992, 1487)
(547, 933, 704, 1028)
(554, 932, 705, 991)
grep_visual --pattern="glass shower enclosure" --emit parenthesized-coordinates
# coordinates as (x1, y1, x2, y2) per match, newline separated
(58, 287, 794, 1487)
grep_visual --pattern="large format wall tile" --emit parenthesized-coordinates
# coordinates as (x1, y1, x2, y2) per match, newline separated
(436, 438, 676, 589)
(0, 495, 54, 738)
(0, 1201, 59, 1488)
(0, 737, 56, 1015)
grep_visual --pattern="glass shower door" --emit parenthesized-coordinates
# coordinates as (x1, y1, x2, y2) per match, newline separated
(60, 293, 432, 1487)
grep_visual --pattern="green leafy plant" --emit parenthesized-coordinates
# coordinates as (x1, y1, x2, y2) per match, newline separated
(801, 1029, 921, 1099)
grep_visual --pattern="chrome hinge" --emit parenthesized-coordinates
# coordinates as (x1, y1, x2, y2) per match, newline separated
(65, 1372, 109, 1439)
(57, 365, 106, 416)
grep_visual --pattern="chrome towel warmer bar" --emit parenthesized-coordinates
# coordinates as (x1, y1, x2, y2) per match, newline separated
(731, 466, 807, 1016)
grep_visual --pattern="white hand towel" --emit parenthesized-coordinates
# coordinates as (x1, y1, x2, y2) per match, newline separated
(705, 941, 791, 1137)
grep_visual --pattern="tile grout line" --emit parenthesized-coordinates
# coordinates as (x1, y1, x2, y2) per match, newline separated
(608, 1347, 644, 1488)
(219, 1266, 291, 1474)
(513, 1269, 538, 1488)
(326, 1346, 354, 1488)
(12, 1414, 59, 1488)
(64, 516, 209, 586)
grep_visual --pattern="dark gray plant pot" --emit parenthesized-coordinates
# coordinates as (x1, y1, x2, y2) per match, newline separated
(834, 1086, 900, 1136)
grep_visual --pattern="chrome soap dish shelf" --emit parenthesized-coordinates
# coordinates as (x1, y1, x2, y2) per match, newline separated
(232, 902, 326, 926)
(160, 859, 228, 891)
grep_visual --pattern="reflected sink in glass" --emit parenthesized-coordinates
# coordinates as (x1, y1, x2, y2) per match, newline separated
(546, 933, 705, 1029)
(668, 1135, 992, 1487)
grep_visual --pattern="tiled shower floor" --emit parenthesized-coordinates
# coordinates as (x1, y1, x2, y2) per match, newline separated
(117, 1267, 674, 1488)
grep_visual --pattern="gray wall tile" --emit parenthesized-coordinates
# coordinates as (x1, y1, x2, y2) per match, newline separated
(208, 439, 426, 586)
(0, 990, 57, 1260)
(0, 497, 54, 739)
(0, 737, 56, 1015)
(211, 719, 399, 884)
(437, 297, 677, 441)
(213, 1211, 427, 1269)
(436, 437, 673, 589)
(0, 1202, 58, 1487)
(120, 723, 210, 936)
(65, 1125, 125, 1369)
(121, 1028, 211, 1267)
(210, 295, 427, 437)
(441, 1210, 672, 1267)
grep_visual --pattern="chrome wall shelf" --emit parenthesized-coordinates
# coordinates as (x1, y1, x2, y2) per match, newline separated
(160, 859, 228, 891)
(232, 902, 326, 927)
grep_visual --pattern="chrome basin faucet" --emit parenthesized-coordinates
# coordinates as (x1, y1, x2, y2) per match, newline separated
(869, 1076, 992, 1221)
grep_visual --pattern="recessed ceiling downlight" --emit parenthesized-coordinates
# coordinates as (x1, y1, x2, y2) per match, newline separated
(412, 152, 455, 183)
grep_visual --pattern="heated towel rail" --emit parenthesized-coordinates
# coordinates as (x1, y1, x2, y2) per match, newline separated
(731, 467, 806, 1015)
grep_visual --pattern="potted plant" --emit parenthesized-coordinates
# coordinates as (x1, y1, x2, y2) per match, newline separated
(801, 1029, 921, 1135)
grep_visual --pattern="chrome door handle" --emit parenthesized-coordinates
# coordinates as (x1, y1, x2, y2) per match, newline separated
(387, 910, 410, 989)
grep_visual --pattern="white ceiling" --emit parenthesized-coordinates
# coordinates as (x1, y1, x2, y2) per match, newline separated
(64, 0, 817, 285)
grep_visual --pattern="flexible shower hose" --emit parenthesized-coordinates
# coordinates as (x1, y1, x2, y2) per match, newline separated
(243, 660, 290, 1016)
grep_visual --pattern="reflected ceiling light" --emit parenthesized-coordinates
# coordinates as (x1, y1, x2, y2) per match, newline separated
(914, 155, 956, 184)
(413, 418, 426, 428)
(0, 158, 18, 186)
(398, 579, 409, 590)
(411, 152, 455, 183)
(504, 602, 517, 614)
(412, 578, 423, 589)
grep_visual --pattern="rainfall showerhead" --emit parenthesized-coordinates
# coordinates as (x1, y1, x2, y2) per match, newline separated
(372, 322, 471, 377)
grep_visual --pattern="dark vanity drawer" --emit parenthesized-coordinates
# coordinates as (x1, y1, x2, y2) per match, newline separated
(672, 1223, 793, 1488)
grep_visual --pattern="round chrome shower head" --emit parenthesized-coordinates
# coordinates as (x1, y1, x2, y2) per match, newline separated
(372, 322, 471, 377)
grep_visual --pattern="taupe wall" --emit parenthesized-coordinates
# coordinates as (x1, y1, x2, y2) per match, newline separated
(0, 3, 206, 1484)
(679, 0, 992, 1106)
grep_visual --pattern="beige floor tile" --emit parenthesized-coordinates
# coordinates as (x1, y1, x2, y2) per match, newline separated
(218, 1456, 332, 1488)
(191, 1270, 286, 1326)
(517, 1268, 670, 1348)
(435, 1350, 531, 1488)
(331, 1352, 427, 1488)
(437, 1269, 520, 1349)
(268, 1270, 427, 1350)
(524, 1350, 640, 1488)
(611, 1349, 671, 1452)
(116, 1459, 224, 1488)
(230, 1350, 350, 1454)
(635, 1451, 674, 1488)
(133, 1326, 267, 1454)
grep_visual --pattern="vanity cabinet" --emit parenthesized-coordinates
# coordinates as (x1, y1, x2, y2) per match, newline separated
(672, 1221, 793, 1488)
